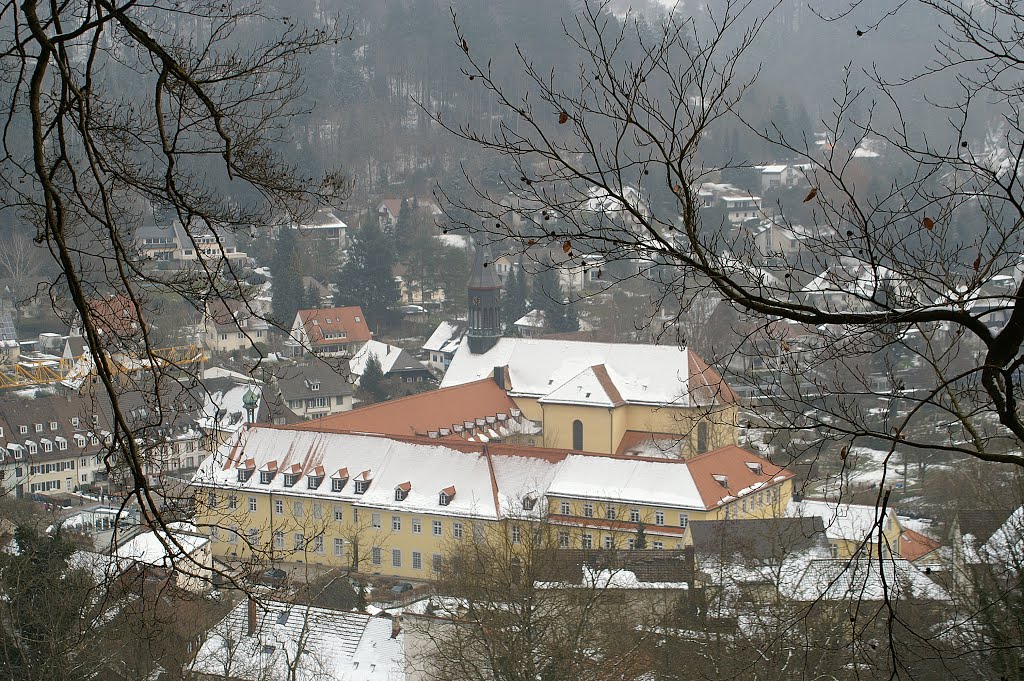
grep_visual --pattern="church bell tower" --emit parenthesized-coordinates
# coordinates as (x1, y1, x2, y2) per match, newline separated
(466, 240, 502, 354)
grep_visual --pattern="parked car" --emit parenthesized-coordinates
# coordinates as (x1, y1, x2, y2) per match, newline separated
(390, 582, 413, 595)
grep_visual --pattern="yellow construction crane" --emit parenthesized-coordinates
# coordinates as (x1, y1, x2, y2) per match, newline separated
(0, 345, 206, 391)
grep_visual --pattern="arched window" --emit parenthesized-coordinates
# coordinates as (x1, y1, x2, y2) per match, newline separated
(572, 420, 584, 450)
(697, 421, 708, 453)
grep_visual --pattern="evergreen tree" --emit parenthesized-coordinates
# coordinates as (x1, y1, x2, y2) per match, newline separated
(334, 220, 401, 328)
(501, 262, 529, 334)
(271, 226, 304, 328)
(393, 198, 414, 261)
(1, 526, 92, 680)
(357, 353, 390, 404)
(531, 266, 579, 333)
(634, 523, 647, 550)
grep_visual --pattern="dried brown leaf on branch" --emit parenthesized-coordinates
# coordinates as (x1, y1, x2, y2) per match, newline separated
(803, 187, 818, 203)
(558, 111, 569, 124)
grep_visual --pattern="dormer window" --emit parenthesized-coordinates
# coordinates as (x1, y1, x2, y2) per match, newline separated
(310, 382, 320, 391)
(745, 462, 763, 475)
(238, 468, 254, 482)
(713, 474, 729, 488)
(19, 425, 27, 435)
(71, 417, 80, 428)
(74, 434, 86, 447)
(306, 466, 324, 490)
(331, 468, 349, 492)
(34, 423, 42, 433)
(260, 460, 278, 484)
(49, 421, 57, 431)
(438, 486, 456, 506)
(395, 481, 411, 501)
(353, 470, 372, 494)
(522, 495, 537, 511)
(283, 464, 301, 487)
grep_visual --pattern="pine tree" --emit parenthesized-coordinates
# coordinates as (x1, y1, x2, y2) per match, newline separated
(271, 226, 303, 329)
(501, 263, 528, 334)
(531, 266, 579, 333)
(357, 353, 390, 404)
(393, 198, 413, 261)
(634, 523, 647, 550)
(334, 220, 401, 328)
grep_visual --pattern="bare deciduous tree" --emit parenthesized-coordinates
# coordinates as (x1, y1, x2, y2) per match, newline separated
(430, 0, 1024, 472)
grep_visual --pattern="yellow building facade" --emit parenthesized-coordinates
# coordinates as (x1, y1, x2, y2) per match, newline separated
(193, 428, 793, 580)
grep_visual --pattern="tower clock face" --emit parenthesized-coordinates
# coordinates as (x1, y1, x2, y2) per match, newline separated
(472, 296, 481, 305)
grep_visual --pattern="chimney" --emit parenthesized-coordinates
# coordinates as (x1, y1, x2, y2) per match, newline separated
(391, 614, 401, 639)
(493, 366, 505, 390)
(247, 598, 257, 636)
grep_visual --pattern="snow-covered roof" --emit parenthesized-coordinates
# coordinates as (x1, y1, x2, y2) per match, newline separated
(540, 365, 624, 408)
(350, 340, 417, 377)
(537, 567, 690, 590)
(979, 505, 1024, 569)
(193, 428, 786, 517)
(787, 499, 898, 545)
(191, 600, 403, 681)
(423, 321, 462, 353)
(198, 382, 262, 435)
(546, 453, 704, 509)
(115, 528, 209, 567)
(196, 428, 505, 520)
(780, 558, 948, 602)
(514, 309, 545, 328)
(441, 338, 735, 407)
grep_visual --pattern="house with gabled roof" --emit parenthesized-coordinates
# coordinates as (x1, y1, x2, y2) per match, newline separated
(203, 298, 269, 355)
(287, 306, 372, 357)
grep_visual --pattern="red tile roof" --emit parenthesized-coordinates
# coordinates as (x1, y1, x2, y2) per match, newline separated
(685, 445, 793, 508)
(899, 528, 940, 562)
(298, 306, 372, 346)
(615, 430, 690, 457)
(591, 364, 626, 406)
(688, 350, 740, 405)
(297, 378, 518, 439)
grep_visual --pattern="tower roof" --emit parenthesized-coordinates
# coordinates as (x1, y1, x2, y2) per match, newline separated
(468, 241, 503, 290)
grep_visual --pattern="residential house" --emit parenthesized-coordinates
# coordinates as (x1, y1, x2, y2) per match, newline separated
(190, 599, 404, 681)
(513, 310, 545, 338)
(685, 516, 831, 604)
(203, 299, 269, 354)
(287, 306, 372, 357)
(290, 208, 347, 253)
(114, 523, 213, 593)
(422, 321, 463, 372)
(753, 164, 810, 192)
(300, 276, 333, 309)
(377, 197, 443, 231)
(349, 339, 432, 385)
(198, 376, 300, 447)
(275, 363, 354, 420)
(787, 497, 904, 559)
(696, 183, 765, 224)
(136, 221, 247, 269)
(192, 427, 794, 580)
(0, 391, 114, 498)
